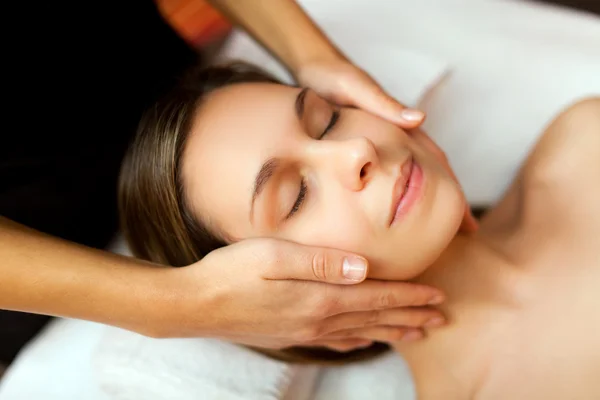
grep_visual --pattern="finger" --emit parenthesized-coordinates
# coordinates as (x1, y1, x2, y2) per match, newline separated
(329, 280, 445, 314)
(326, 326, 424, 343)
(407, 128, 442, 156)
(262, 240, 369, 284)
(320, 307, 445, 335)
(343, 74, 426, 129)
(305, 338, 373, 352)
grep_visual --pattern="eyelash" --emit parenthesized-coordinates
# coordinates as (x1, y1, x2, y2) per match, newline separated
(320, 110, 340, 139)
(287, 109, 340, 219)
(287, 179, 307, 219)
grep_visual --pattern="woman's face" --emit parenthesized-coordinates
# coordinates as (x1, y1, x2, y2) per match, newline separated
(181, 83, 465, 280)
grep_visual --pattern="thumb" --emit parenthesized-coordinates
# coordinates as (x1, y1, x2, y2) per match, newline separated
(345, 73, 425, 129)
(265, 242, 369, 285)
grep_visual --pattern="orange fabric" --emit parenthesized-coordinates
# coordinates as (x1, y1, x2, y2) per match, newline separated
(156, 0, 232, 48)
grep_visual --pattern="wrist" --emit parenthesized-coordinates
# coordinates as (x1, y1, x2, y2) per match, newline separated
(87, 256, 182, 339)
(291, 42, 347, 80)
(141, 264, 215, 339)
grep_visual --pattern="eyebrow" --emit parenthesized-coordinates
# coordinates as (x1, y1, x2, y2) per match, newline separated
(250, 157, 280, 221)
(249, 88, 308, 222)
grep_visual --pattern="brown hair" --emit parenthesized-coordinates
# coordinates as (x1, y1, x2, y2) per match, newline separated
(118, 62, 389, 364)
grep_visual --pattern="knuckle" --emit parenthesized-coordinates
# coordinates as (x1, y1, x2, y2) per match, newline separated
(387, 328, 406, 341)
(408, 286, 433, 306)
(253, 239, 284, 272)
(292, 329, 308, 343)
(303, 305, 322, 320)
(363, 310, 381, 327)
(316, 298, 337, 318)
(407, 312, 430, 327)
(323, 295, 343, 316)
(262, 240, 284, 263)
(310, 291, 339, 318)
(393, 309, 429, 327)
(311, 252, 329, 281)
(376, 291, 398, 309)
(337, 329, 355, 338)
(300, 325, 322, 342)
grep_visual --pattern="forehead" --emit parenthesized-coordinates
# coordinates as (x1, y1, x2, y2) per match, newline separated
(181, 83, 299, 239)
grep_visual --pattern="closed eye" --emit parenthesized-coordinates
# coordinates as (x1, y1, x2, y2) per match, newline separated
(286, 178, 307, 219)
(319, 110, 340, 139)
(287, 109, 340, 221)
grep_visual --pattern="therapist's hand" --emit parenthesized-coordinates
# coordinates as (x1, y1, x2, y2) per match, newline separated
(296, 55, 426, 129)
(157, 238, 446, 351)
(296, 56, 477, 233)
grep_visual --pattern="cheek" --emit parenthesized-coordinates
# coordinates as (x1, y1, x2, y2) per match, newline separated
(282, 201, 374, 254)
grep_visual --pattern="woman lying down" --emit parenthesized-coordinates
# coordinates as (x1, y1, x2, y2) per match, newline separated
(119, 63, 600, 399)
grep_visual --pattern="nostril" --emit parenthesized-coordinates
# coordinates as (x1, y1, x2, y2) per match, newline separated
(360, 162, 371, 179)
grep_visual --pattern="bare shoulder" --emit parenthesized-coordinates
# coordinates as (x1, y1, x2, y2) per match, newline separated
(481, 98, 600, 235)
(521, 97, 600, 224)
(523, 97, 600, 187)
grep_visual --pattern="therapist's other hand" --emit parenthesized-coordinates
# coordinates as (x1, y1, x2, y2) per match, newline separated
(297, 55, 477, 234)
(410, 128, 479, 233)
(296, 56, 425, 129)
(157, 238, 446, 351)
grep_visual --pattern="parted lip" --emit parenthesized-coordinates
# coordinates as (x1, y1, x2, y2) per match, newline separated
(388, 156, 414, 226)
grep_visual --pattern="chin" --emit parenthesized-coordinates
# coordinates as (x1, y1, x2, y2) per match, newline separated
(374, 202, 463, 280)
(370, 173, 466, 281)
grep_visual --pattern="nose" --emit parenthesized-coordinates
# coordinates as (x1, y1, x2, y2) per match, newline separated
(320, 137, 378, 191)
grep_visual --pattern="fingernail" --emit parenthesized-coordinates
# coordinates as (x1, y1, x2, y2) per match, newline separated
(402, 330, 423, 342)
(428, 295, 445, 305)
(400, 109, 425, 122)
(425, 317, 445, 328)
(342, 256, 367, 281)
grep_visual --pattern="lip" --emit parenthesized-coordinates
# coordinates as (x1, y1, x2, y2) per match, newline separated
(388, 156, 423, 226)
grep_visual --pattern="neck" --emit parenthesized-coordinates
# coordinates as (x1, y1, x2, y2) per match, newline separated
(398, 233, 525, 398)
(415, 233, 525, 311)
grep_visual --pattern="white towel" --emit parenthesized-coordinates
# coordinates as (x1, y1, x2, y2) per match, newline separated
(91, 325, 416, 400)
(314, 352, 415, 400)
(92, 328, 319, 400)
